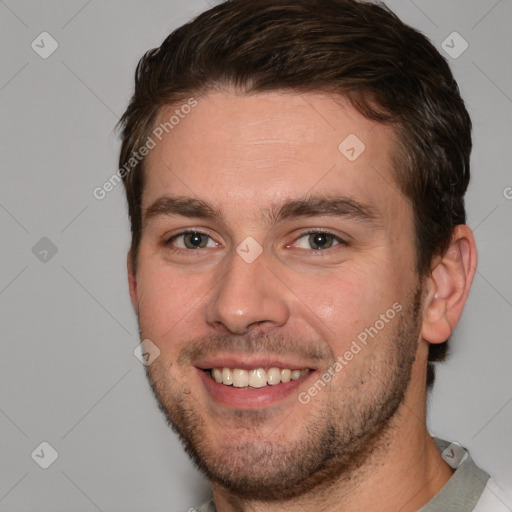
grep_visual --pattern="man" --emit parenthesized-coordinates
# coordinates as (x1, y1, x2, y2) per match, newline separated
(118, 0, 510, 510)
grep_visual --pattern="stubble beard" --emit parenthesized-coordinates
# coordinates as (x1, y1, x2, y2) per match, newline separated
(143, 287, 422, 501)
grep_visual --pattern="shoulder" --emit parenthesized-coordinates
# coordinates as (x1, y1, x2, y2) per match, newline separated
(473, 477, 512, 512)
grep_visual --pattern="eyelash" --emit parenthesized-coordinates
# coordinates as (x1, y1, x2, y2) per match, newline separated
(164, 229, 348, 252)
(291, 230, 347, 251)
(164, 230, 218, 250)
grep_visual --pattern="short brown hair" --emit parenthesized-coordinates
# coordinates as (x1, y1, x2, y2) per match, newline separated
(118, 0, 472, 388)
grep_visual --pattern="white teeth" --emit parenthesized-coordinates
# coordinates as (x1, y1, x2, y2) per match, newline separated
(267, 367, 281, 385)
(248, 368, 267, 388)
(222, 367, 233, 386)
(232, 369, 249, 388)
(280, 369, 292, 383)
(212, 368, 223, 383)
(290, 370, 302, 380)
(210, 367, 310, 387)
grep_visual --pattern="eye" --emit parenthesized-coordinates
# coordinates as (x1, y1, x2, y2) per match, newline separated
(167, 231, 218, 249)
(293, 232, 344, 250)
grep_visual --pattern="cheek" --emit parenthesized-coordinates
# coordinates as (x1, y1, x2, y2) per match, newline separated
(135, 263, 205, 350)
(288, 264, 404, 352)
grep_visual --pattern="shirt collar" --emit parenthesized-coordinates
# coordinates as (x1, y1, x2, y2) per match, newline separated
(417, 437, 489, 512)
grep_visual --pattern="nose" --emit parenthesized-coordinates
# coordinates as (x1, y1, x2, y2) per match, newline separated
(204, 248, 290, 335)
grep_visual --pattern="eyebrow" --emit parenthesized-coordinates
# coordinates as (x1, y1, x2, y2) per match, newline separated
(267, 195, 379, 226)
(144, 196, 223, 224)
(143, 194, 380, 227)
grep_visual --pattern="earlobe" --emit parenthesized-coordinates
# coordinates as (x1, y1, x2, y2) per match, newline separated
(421, 225, 478, 344)
(127, 252, 138, 313)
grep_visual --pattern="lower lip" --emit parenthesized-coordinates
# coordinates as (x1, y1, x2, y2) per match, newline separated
(196, 368, 315, 409)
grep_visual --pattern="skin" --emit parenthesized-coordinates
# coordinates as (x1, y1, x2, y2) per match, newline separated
(128, 90, 477, 512)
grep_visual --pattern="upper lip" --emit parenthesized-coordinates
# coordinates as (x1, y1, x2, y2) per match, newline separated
(193, 354, 317, 371)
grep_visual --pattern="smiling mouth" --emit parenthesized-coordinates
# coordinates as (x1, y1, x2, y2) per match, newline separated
(206, 367, 311, 389)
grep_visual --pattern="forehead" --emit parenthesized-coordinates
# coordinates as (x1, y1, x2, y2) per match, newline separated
(142, 90, 407, 221)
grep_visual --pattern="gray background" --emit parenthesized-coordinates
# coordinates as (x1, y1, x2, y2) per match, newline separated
(1, 0, 511, 511)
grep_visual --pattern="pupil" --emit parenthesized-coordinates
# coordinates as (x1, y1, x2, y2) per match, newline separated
(187, 232, 204, 248)
(310, 233, 331, 249)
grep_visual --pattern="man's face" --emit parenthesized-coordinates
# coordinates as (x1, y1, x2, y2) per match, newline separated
(131, 90, 425, 498)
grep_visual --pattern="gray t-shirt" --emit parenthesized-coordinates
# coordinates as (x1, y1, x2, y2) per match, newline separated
(194, 438, 508, 511)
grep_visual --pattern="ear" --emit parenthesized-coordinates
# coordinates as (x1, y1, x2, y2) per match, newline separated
(127, 251, 138, 313)
(422, 225, 478, 343)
